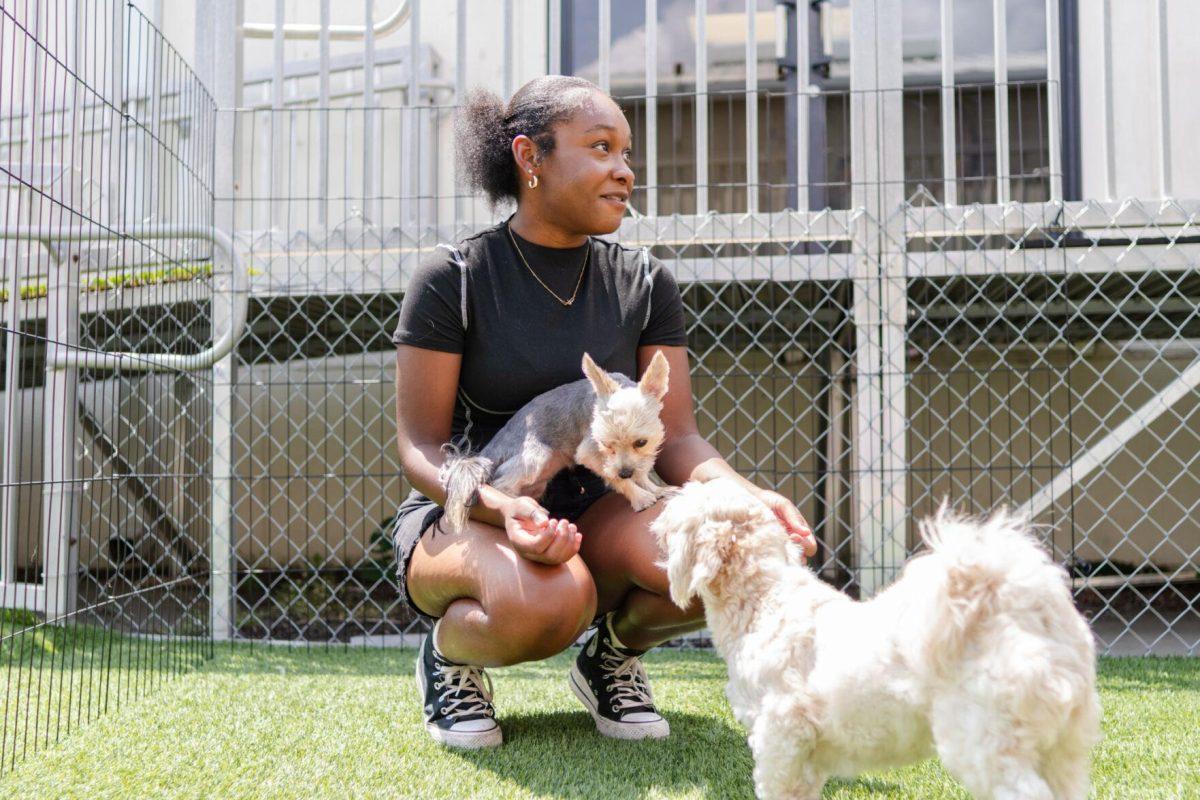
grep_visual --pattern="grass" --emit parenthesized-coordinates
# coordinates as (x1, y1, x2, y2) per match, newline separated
(0, 642, 1197, 799)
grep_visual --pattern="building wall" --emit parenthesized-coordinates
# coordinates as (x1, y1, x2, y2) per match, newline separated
(1078, 0, 1200, 199)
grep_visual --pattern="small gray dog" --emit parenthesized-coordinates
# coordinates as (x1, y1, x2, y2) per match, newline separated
(439, 351, 672, 534)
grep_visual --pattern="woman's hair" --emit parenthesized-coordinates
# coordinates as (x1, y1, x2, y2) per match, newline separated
(454, 75, 602, 209)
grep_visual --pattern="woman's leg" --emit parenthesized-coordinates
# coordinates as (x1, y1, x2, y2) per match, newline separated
(575, 493, 705, 651)
(407, 518, 598, 667)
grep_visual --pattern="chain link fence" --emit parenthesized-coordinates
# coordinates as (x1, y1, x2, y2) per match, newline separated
(219, 97, 1198, 656)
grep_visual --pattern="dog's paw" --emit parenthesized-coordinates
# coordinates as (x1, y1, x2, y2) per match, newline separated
(630, 490, 659, 512)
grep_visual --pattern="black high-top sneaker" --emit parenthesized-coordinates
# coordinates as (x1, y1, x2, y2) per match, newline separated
(414, 625, 502, 748)
(569, 613, 669, 740)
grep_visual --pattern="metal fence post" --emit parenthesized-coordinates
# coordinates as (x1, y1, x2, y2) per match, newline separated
(204, 0, 245, 642)
(41, 245, 81, 621)
(850, 0, 907, 596)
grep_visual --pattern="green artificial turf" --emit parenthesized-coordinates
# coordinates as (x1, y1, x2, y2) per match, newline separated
(1, 641, 1197, 799)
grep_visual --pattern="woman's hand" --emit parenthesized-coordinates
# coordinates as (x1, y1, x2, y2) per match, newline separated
(752, 488, 818, 559)
(502, 495, 582, 565)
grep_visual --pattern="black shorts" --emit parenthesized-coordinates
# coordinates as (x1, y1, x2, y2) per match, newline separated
(392, 465, 612, 625)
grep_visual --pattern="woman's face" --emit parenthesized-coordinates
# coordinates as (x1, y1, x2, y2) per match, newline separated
(531, 93, 635, 235)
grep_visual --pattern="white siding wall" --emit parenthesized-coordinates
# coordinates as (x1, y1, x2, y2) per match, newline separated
(1078, 0, 1200, 199)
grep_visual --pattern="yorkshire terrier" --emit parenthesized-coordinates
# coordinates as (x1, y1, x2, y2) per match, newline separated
(439, 351, 672, 534)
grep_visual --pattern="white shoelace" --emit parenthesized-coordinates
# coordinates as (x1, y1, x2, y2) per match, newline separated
(600, 649, 655, 712)
(435, 663, 495, 721)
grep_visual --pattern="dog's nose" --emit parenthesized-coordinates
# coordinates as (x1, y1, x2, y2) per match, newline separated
(618, 467, 634, 480)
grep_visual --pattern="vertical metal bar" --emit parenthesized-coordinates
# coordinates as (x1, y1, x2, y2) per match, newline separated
(318, 0, 330, 227)
(149, 9, 164, 220)
(939, 0, 957, 205)
(850, 0, 880, 597)
(646, 0, 658, 217)
(110, 0, 125, 226)
(1100, 0, 1115, 200)
(210, 0, 245, 642)
(457, 0, 468, 221)
(548, 0, 562, 74)
(364, 0, 377, 225)
(695, 0, 708, 214)
(272, 0, 285, 229)
(30, 5, 80, 624)
(877, 0, 908, 600)
(599, 0, 610, 94)
(403, 0, 418, 230)
(850, 0, 907, 597)
(795, 0, 810, 212)
(745, 0, 758, 214)
(503, 0, 514, 99)
(0, 224, 19, 591)
(1045, 0, 1062, 200)
(1154, 0, 1171, 198)
(1, 0, 37, 589)
(992, 0, 1009, 203)
(41, 243, 81, 621)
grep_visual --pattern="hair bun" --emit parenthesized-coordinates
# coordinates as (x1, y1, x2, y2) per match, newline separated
(453, 76, 602, 210)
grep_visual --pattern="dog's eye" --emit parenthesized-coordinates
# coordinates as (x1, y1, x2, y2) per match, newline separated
(634, 439, 648, 448)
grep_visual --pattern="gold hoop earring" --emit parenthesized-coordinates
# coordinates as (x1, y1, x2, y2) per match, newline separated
(528, 173, 538, 189)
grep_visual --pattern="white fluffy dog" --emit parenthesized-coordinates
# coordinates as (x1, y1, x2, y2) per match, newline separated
(652, 479, 1100, 800)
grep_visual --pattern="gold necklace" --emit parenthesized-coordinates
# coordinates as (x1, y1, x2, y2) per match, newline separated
(507, 223, 589, 307)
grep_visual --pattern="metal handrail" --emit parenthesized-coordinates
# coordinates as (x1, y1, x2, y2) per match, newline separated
(243, 0, 410, 41)
(1, 224, 247, 372)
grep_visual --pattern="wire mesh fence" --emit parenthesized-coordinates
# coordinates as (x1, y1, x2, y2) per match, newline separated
(2, 0, 1198, 778)
(1, 0, 217, 772)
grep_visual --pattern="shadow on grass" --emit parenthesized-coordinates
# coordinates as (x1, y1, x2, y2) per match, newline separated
(453, 709, 754, 799)
(452, 710, 911, 800)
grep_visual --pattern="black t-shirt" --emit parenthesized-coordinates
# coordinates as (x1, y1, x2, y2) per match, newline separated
(392, 216, 688, 452)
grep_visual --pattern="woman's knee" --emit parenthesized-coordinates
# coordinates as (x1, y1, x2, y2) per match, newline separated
(487, 556, 598, 664)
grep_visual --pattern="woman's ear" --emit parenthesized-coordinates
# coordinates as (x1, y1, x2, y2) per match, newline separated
(510, 133, 543, 179)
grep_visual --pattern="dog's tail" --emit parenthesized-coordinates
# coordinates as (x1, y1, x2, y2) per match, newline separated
(439, 442, 493, 535)
(915, 504, 1079, 671)
(916, 505, 1100, 755)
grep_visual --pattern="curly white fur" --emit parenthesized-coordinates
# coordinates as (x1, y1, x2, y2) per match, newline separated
(652, 479, 1101, 800)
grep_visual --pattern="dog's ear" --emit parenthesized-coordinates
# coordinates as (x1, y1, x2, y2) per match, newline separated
(637, 350, 670, 401)
(581, 352, 620, 398)
(656, 519, 726, 609)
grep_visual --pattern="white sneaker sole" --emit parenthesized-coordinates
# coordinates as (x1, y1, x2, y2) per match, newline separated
(414, 641, 503, 749)
(569, 664, 670, 740)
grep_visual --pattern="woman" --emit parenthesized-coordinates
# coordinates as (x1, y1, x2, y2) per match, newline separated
(392, 75, 817, 749)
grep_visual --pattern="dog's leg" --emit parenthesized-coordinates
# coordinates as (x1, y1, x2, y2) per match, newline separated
(610, 477, 659, 512)
(1039, 716, 1096, 800)
(1042, 686, 1099, 800)
(748, 705, 823, 800)
(749, 739, 822, 799)
(940, 749, 1053, 800)
(933, 694, 1055, 800)
(490, 443, 564, 502)
(1041, 756, 1090, 800)
(635, 472, 676, 500)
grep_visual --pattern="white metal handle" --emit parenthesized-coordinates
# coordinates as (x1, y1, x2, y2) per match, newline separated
(1, 224, 247, 372)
